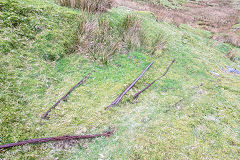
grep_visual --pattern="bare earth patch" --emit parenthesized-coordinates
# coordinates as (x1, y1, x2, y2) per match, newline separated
(113, 0, 240, 47)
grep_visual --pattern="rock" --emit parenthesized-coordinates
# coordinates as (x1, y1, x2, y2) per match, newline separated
(226, 67, 240, 74)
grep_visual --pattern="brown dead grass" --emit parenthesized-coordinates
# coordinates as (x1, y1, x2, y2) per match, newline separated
(57, 0, 112, 12)
(76, 12, 164, 64)
(213, 33, 240, 48)
(77, 13, 143, 64)
(113, 0, 240, 47)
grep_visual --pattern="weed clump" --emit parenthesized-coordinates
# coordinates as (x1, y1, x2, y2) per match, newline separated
(77, 14, 140, 64)
(57, 0, 112, 12)
(77, 13, 164, 64)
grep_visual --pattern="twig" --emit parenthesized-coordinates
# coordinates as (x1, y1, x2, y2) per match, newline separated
(0, 131, 113, 150)
(41, 71, 94, 119)
(105, 61, 154, 110)
(133, 59, 175, 99)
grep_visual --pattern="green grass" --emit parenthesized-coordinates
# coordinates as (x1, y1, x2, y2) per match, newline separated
(1, 0, 240, 159)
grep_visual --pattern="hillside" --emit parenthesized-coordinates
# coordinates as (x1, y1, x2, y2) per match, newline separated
(0, 0, 240, 159)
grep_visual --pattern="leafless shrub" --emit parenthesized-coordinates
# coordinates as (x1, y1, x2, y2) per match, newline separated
(57, 0, 112, 12)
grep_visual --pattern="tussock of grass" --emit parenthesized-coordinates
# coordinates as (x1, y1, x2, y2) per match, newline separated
(77, 11, 164, 64)
(77, 14, 123, 64)
(57, 0, 112, 12)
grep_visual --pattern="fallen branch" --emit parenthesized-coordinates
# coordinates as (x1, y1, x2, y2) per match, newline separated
(0, 131, 113, 150)
(106, 61, 154, 110)
(41, 71, 94, 119)
(133, 59, 175, 99)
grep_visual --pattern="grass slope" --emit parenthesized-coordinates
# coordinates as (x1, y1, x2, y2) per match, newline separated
(0, 0, 240, 159)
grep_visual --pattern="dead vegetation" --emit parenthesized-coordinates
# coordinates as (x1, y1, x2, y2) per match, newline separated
(77, 13, 163, 64)
(114, 0, 240, 47)
(77, 15, 121, 64)
(213, 33, 240, 48)
(57, 0, 112, 12)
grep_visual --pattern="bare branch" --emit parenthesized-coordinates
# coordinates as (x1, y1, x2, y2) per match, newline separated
(42, 71, 94, 119)
(133, 59, 175, 99)
(106, 61, 154, 110)
(0, 131, 113, 150)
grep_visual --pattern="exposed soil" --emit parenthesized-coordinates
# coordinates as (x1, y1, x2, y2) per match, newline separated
(113, 0, 240, 47)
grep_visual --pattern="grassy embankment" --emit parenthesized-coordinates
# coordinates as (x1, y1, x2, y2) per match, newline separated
(0, 0, 240, 159)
